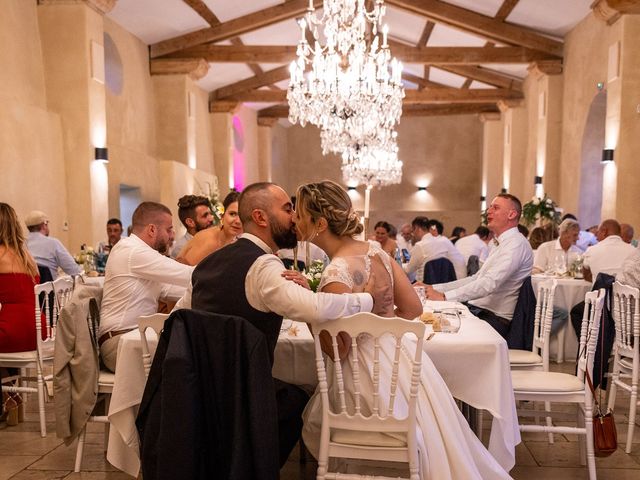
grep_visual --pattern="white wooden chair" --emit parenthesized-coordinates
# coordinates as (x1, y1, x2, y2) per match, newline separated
(138, 313, 170, 379)
(0, 280, 58, 436)
(606, 281, 640, 454)
(508, 278, 557, 443)
(311, 312, 425, 480)
(511, 289, 606, 480)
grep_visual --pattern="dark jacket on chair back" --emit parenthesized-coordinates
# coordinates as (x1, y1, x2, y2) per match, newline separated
(191, 238, 283, 363)
(136, 309, 279, 480)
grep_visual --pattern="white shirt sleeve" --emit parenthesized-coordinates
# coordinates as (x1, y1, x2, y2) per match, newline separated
(403, 243, 424, 275)
(128, 244, 194, 297)
(53, 238, 83, 276)
(246, 254, 373, 324)
(435, 244, 524, 303)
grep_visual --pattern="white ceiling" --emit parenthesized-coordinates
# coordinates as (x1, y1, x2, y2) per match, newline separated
(107, 0, 593, 98)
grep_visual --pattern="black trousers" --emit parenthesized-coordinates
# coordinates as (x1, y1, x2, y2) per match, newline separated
(274, 378, 310, 467)
(466, 304, 510, 340)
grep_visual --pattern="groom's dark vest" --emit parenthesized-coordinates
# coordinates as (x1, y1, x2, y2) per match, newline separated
(191, 238, 283, 364)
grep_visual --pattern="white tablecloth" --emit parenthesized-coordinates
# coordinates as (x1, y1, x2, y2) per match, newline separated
(531, 275, 591, 362)
(105, 324, 314, 476)
(273, 304, 520, 472)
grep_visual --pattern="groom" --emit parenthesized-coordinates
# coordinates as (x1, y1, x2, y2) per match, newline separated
(183, 182, 390, 467)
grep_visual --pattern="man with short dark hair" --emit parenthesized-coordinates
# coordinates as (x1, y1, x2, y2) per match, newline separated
(96, 218, 123, 254)
(425, 194, 533, 339)
(176, 182, 391, 468)
(99, 201, 194, 372)
(170, 195, 213, 259)
(404, 217, 466, 281)
(620, 223, 634, 244)
(25, 210, 81, 279)
(455, 225, 491, 265)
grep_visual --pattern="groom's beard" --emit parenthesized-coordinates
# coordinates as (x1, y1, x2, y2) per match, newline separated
(272, 221, 298, 249)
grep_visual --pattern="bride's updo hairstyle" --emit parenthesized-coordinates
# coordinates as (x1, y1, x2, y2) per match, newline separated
(296, 180, 364, 237)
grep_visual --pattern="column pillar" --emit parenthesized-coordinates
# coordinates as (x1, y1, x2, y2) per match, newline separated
(479, 112, 503, 209)
(257, 117, 278, 183)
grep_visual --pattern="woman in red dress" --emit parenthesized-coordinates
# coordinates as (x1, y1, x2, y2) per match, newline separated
(0, 202, 42, 353)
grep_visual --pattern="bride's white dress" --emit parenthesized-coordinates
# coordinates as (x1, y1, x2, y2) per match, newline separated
(301, 243, 511, 480)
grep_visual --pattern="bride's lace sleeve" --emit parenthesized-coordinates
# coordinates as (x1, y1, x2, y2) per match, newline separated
(319, 258, 354, 291)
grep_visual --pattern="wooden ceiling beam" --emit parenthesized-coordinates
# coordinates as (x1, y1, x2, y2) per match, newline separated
(438, 65, 523, 91)
(494, 0, 521, 21)
(149, 58, 210, 80)
(257, 103, 500, 118)
(167, 44, 556, 65)
(151, 0, 322, 58)
(214, 87, 522, 105)
(209, 65, 290, 103)
(386, 0, 563, 56)
(402, 72, 452, 89)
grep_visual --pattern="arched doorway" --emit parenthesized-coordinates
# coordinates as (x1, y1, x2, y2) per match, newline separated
(577, 90, 606, 229)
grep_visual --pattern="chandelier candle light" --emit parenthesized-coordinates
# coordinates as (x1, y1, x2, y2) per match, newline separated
(288, 0, 405, 156)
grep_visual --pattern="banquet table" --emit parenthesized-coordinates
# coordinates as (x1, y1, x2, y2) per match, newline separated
(531, 274, 591, 362)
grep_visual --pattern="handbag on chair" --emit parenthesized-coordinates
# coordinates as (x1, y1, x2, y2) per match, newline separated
(584, 301, 617, 458)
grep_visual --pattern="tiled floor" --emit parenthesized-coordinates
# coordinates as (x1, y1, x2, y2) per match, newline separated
(2, 362, 639, 479)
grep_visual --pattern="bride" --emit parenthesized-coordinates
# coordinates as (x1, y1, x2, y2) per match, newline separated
(293, 180, 511, 480)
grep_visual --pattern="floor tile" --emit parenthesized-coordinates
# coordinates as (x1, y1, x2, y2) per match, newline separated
(0, 456, 40, 480)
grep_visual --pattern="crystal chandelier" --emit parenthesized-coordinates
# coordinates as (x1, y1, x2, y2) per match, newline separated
(341, 142, 403, 188)
(287, 0, 404, 156)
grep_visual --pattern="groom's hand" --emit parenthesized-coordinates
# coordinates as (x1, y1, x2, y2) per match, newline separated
(364, 272, 393, 314)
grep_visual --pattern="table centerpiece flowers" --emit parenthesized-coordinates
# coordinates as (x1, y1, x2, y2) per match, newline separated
(521, 194, 561, 228)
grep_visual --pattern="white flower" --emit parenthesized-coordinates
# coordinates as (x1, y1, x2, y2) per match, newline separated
(533, 198, 540, 206)
(314, 272, 321, 279)
(546, 198, 553, 205)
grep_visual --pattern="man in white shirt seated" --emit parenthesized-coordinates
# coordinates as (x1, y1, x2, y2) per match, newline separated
(424, 194, 534, 339)
(582, 219, 636, 283)
(96, 218, 124, 255)
(99, 201, 194, 372)
(170, 195, 213, 259)
(455, 225, 491, 266)
(563, 213, 598, 252)
(25, 210, 82, 280)
(532, 218, 581, 274)
(404, 218, 466, 281)
(396, 223, 413, 255)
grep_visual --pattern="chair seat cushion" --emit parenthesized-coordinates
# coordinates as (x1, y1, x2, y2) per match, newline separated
(512, 371, 584, 393)
(0, 350, 37, 361)
(331, 429, 407, 448)
(97, 370, 115, 386)
(509, 349, 542, 365)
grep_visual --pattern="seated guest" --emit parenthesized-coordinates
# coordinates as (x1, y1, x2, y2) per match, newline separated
(25, 210, 81, 280)
(582, 219, 636, 283)
(373, 221, 398, 257)
(177, 191, 242, 266)
(617, 247, 640, 289)
(0, 203, 44, 353)
(170, 194, 213, 259)
(456, 225, 491, 265)
(563, 213, 598, 252)
(517, 224, 530, 238)
(396, 222, 413, 254)
(404, 218, 466, 281)
(424, 194, 533, 339)
(532, 218, 581, 274)
(449, 226, 466, 244)
(99, 202, 194, 372)
(96, 218, 123, 254)
(528, 226, 549, 251)
(621, 223, 634, 244)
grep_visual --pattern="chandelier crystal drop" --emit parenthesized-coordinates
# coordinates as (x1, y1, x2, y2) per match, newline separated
(287, 0, 405, 156)
(341, 142, 403, 188)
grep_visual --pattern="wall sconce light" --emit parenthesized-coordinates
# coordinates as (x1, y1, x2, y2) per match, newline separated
(501, 188, 507, 194)
(480, 195, 486, 202)
(347, 186, 357, 191)
(601, 148, 614, 163)
(417, 186, 427, 192)
(534, 176, 543, 185)
(95, 147, 109, 163)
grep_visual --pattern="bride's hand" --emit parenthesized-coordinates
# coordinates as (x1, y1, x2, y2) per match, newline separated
(364, 272, 393, 314)
(281, 269, 311, 289)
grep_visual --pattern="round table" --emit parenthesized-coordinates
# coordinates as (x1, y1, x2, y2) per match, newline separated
(531, 274, 591, 362)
